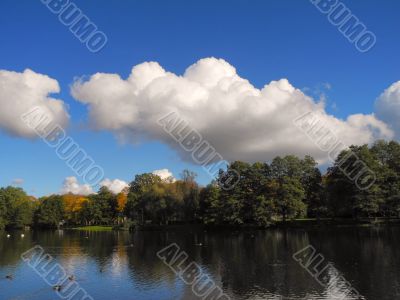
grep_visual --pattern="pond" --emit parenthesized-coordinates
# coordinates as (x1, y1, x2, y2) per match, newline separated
(0, 226, 399, 299)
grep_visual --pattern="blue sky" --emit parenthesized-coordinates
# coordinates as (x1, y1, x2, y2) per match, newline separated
(0, 0, 399, 196)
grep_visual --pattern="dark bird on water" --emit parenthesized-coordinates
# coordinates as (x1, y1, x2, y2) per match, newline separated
(5, 275, 13, 280)
(53, 285, 62, 291)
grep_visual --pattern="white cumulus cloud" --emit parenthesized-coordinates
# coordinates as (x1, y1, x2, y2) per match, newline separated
(152, 169, 176, 182)
(100, 178, 129, 194)
(71, 57, 393, 163)
(375, 81, 400, 139)
(0, 69, 69, 138)
(61, 176, 93, 195)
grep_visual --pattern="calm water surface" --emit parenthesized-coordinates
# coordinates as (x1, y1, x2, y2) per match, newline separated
(0, 226, 400, 300)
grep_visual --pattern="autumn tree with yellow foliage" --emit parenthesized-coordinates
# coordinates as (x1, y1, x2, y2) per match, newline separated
(62, 194, 88, 224)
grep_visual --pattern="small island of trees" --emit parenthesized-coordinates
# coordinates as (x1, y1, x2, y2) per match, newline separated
(1, 140, 400, 230)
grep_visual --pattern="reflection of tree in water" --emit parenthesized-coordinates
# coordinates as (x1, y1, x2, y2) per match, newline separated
(126, 231, 178, 288)
(0, 231, 34, 268)
(78, 231, 121, 271)
(305, 226, 400, 300)
(124, 227, 394, 299)
(124, 229, 319, 299)
(2, 227, 400, 299)
(187, 229, 319, 299)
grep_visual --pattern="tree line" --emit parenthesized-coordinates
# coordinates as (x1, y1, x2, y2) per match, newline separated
(1, 140, 400, 230)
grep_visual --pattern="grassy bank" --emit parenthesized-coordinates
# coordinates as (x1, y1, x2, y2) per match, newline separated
(65, 218, 400, 232)
(70, 226, 114, 231)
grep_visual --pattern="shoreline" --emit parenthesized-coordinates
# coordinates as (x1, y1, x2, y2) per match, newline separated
(6, 218, 400, 232)
(131, 218, 400, 231)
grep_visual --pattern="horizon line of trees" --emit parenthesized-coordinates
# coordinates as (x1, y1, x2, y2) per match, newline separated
(1, 140, 400, 230)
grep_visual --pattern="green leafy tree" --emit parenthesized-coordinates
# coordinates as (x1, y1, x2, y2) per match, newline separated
(179, 170, 199, 221)
(326, 149, 358, 218)
(351, 145, 383, 218)
(276, 176, 306, 220)
(253, 195, 276, 226)
(217, 162, 247, 225)
(35, 195, 65, 228)
(79, 200, 101, 225)
(89, 187, 116, 224)
(327, 145, 384, 219)
(301, 156, 325, 218)
(371, 140, 400, 217)
(0, 194, 6, 230)
(126, 173, 162, 224)
(222, 196, 244, 225)
(0, 186, 34, 228)
(199, 183, 221, 225)
(270, 157, 306, 220)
